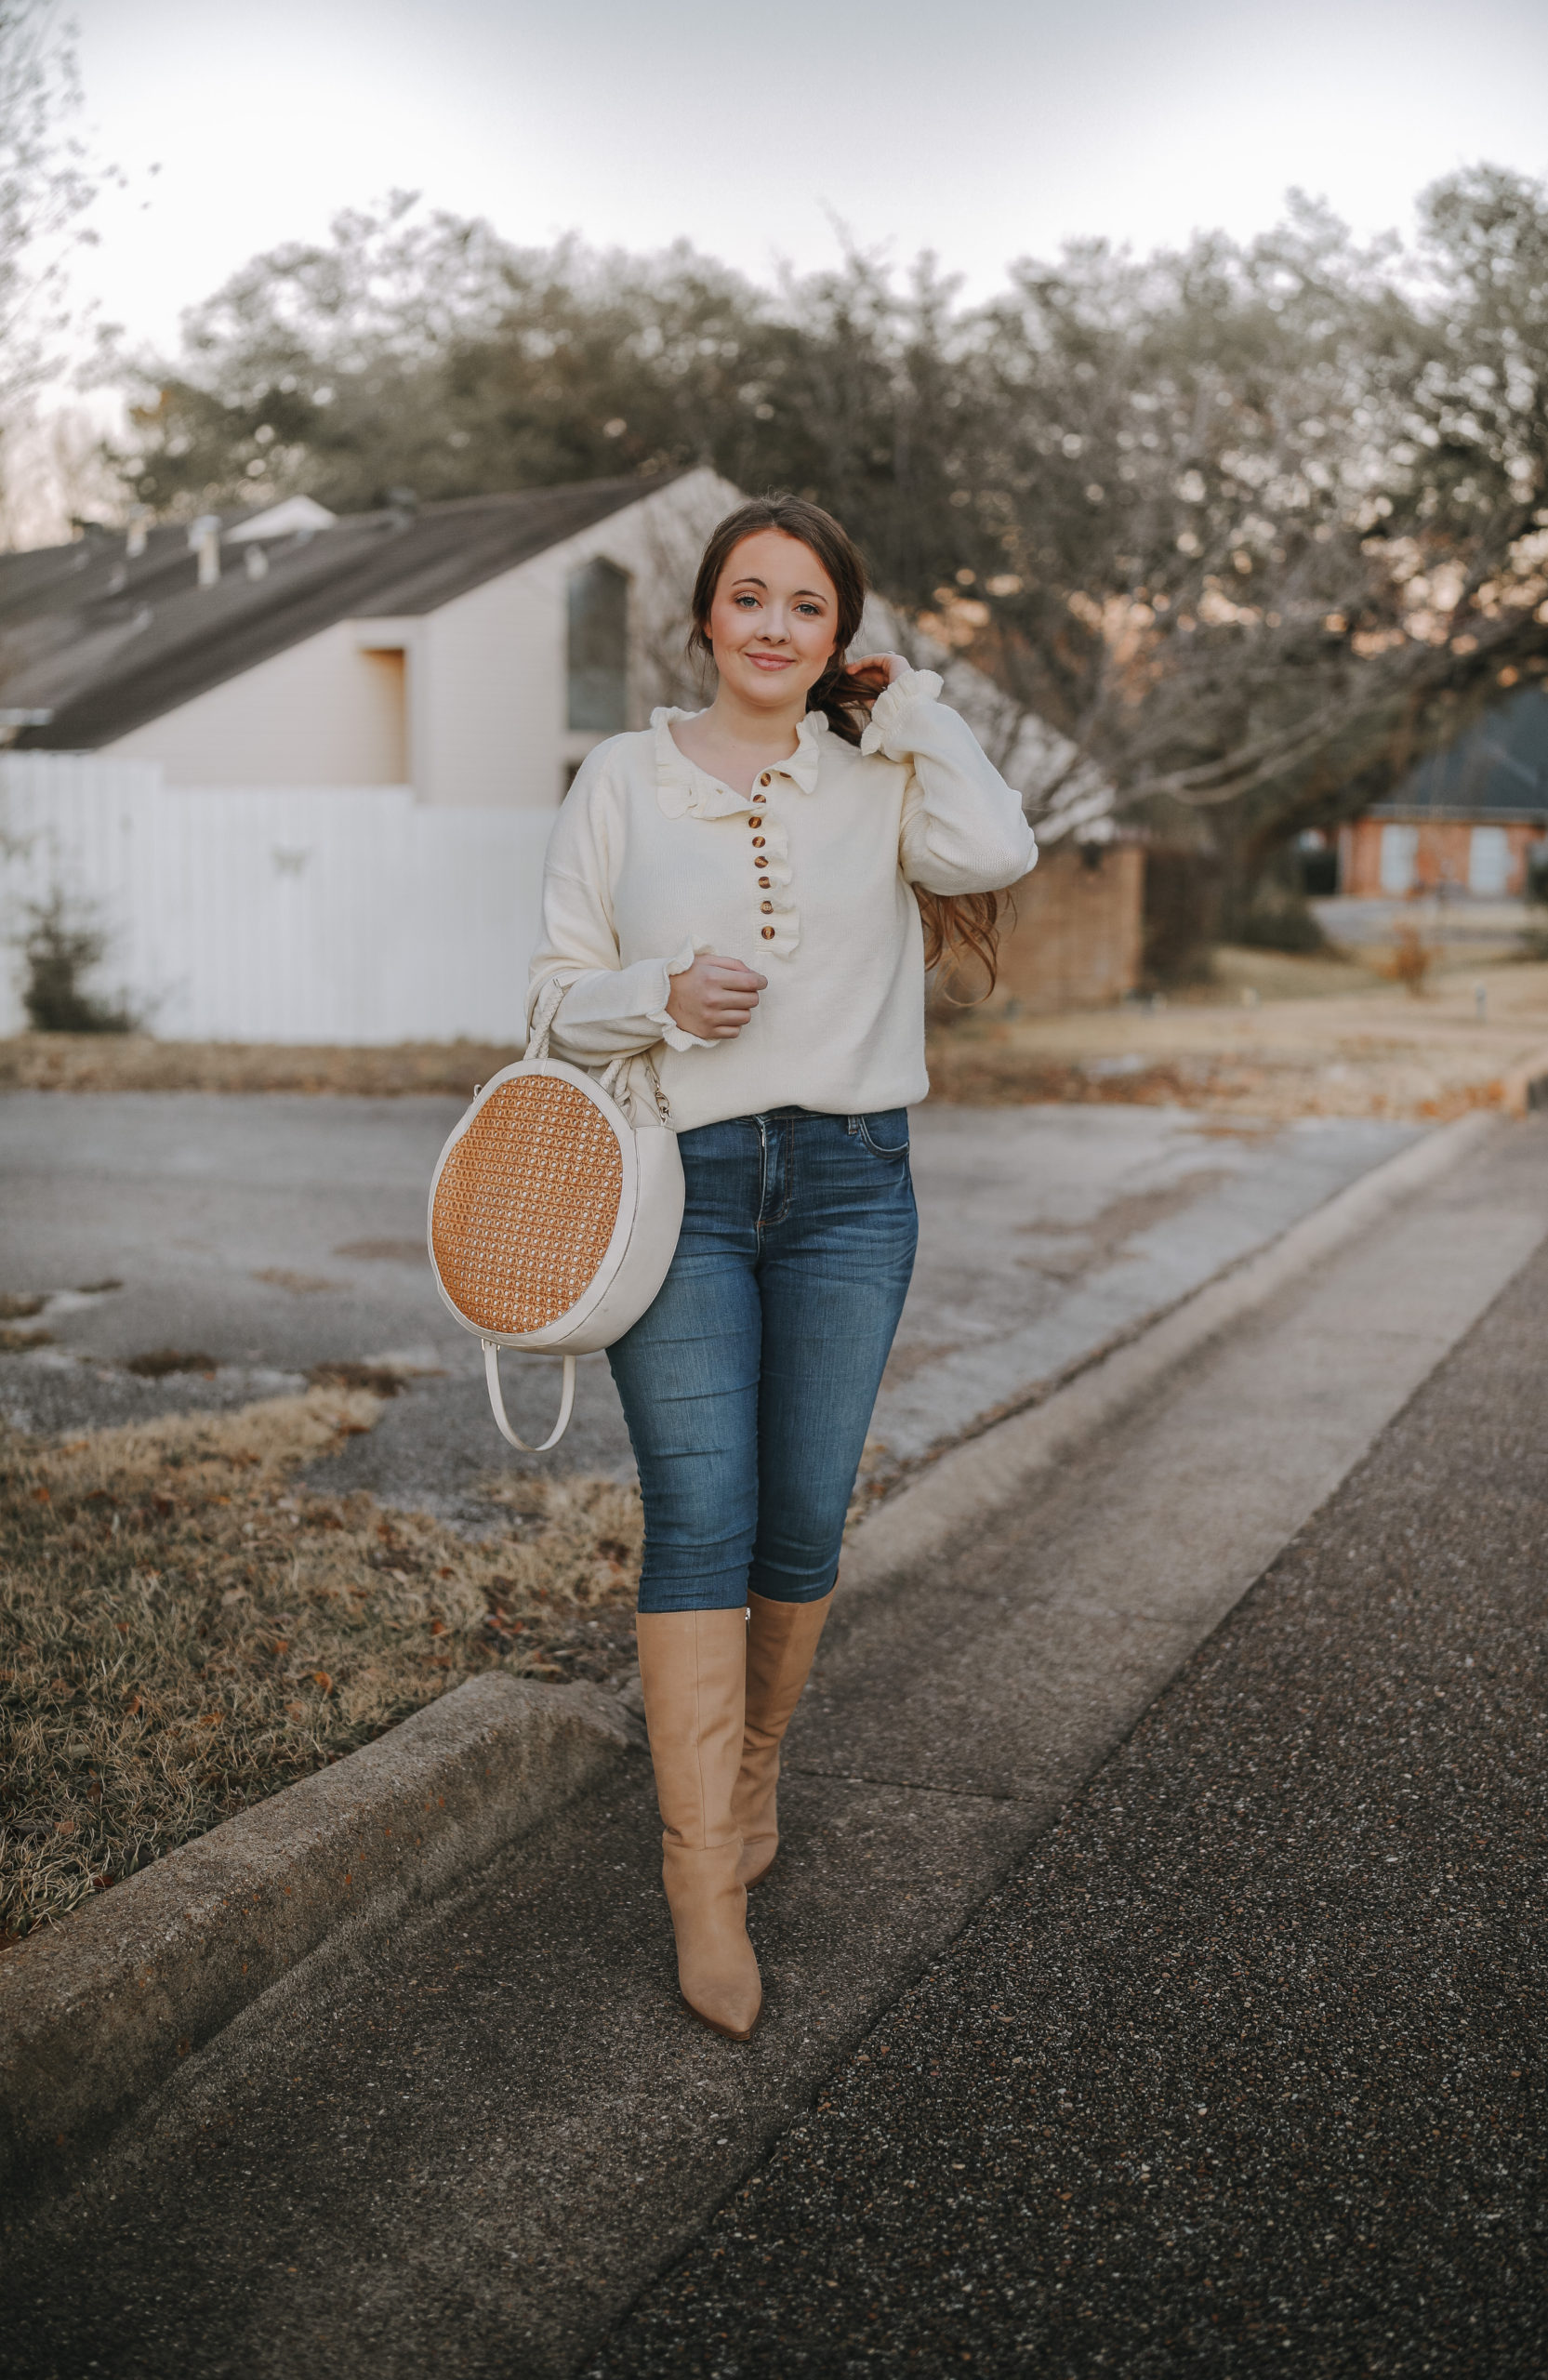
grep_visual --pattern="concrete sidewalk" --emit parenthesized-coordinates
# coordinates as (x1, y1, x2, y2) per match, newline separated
(3, 1119, 1542, 2379)
(601, 1153, 1548, 2376)
(1, 1090, 1417, 1507)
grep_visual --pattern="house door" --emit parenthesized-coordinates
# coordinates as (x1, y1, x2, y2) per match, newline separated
(1467, 826, 1511, 897)
(1379, 824, 1418, 894)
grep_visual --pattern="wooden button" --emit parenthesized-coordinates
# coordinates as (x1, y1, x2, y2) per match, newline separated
(759, 772, 772, 786)
(752, 836, 765, 848)
(761, 926, 774, 940)
(761, 901, 773, 914)
(758, 877, 771, 888)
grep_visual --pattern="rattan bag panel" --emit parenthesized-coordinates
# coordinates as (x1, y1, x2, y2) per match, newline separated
(431, 1076, 625, 1335)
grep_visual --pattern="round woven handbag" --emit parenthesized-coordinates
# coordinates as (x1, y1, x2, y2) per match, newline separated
(426, 981, 684, 1452)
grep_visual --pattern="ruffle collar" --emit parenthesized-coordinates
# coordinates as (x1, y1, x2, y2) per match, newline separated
(651, 706, 827, 819)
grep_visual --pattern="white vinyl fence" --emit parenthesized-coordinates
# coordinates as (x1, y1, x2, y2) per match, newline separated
(0, 755, 555, 1044)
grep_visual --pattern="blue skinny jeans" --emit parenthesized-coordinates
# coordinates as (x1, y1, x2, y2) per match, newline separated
(608, 1107, 919, 1613)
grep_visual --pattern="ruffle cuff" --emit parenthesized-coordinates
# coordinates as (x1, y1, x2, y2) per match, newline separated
(647, 936, 717, 1051)
(859, 666, 946, 756)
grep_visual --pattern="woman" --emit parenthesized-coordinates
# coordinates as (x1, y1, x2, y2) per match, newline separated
(528, 496, 1035, 2039)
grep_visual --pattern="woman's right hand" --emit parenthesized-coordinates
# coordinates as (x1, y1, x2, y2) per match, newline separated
(667, 953, 767, 1040)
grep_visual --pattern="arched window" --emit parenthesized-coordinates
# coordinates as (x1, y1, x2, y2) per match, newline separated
(566, 558, 628, 732)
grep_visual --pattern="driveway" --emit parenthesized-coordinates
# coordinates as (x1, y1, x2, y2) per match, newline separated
(0, 1092, 1419, 1511)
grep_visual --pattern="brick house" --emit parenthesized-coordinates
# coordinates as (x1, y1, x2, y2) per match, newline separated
(980, 840, 1144, 1012)
(1338, 687, 1548, 898)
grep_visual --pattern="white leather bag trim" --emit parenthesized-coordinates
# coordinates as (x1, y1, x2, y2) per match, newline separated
(548, 1122, 685, 1353)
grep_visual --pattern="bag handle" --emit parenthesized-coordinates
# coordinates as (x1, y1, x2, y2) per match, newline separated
(523, 974, 569, 1065)
(483, 1342, 576, 1453)
(528, 975, 673, 1126)
(600, 1049, 673, 1126)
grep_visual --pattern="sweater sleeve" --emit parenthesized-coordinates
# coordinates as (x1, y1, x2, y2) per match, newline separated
(525, 760, 716, 1061)
(865, 668, 1038, 894)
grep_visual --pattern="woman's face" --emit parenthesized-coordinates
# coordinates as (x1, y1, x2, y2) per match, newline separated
(704, 529, 841, 712)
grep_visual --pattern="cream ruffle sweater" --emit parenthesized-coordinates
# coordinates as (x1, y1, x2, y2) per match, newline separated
(526, 668, 1037, 1133)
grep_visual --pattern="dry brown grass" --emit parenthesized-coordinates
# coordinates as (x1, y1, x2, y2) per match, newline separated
(0, 1391, 642, 1942)
(922, 1044, 1513, 1124)
(926, 958, 1548, 1124)
(0, 1036, 521, 1096)
(7, 957, 1546, 1123)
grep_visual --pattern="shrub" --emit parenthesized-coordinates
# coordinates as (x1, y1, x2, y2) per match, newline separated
(1384, 921, 1435, 995)
(20, 892, 138, 1033)
(1235, 900, 1330, 955)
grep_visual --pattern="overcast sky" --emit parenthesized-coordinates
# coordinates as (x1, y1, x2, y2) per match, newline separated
(70, 0, 1548, 353)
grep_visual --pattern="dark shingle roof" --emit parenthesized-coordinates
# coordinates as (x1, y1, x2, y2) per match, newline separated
(0, 478, 669, 749)
(1372, 687, 1548, 824)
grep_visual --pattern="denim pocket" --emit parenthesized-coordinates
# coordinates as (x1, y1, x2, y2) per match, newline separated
(850, 1108, 910, 1158)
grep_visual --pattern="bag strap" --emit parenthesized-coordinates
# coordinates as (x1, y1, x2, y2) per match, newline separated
(483, 1342, 576, 1453)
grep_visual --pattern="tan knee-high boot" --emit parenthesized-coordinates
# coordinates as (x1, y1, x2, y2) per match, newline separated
(636, 1607, 762, 2041)
(734, 1589, 834, 1889)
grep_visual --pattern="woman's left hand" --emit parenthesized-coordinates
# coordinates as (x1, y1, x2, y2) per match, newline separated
(847, 652, 909, 695)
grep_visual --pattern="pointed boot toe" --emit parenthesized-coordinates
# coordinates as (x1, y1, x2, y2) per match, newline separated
(638, 1606, 764, 2039)
(664, 1844, 762, 2039)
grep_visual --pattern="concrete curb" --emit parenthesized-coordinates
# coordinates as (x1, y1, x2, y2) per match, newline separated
(0, 1673, 635, 2195)
(840, 1109, 1500, 1609)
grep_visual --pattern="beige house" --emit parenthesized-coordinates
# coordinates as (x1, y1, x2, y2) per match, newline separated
(0, 468, 741, 804)
(0, 470, 1147, 1041)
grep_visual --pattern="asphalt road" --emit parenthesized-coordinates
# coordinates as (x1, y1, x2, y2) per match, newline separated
(593, 1212, 1548, 2373)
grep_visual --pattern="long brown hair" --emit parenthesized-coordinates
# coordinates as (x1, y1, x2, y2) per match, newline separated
(688, 495, 1003, 997)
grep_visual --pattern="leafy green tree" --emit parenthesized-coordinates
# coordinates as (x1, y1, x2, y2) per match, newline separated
(114, 195, 786, 513)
